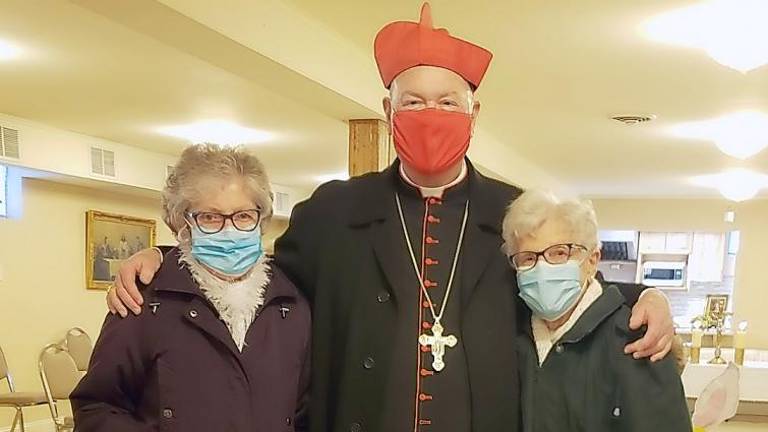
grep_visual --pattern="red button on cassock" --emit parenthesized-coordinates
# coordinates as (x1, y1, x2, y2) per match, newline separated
(425, 236, 439, 245)
(419, 419, 433, 425)
(420, 345, 430, 352)
(420, 368, 434, 377)
(419, 393, 433, 401)
(422, 322, 432, 330)
(425, 258, 439, 265)
(427, 215, 441, 223)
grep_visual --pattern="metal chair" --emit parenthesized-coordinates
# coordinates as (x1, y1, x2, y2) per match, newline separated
(0, 346, 47, 432)
(64, 327, 92, 376)
(38, 344, 79, 432)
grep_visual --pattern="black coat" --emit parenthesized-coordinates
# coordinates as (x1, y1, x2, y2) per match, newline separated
(71, 249, 311, 432)
(275, 161, 527, 432)
(517, 285, 691, 432)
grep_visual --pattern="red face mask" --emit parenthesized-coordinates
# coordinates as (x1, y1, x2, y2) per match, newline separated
(392, 109, 472, 176)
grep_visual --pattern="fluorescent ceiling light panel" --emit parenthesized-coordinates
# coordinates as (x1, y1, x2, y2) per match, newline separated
(691, 168, 768, 202)
(0, 40, 22, 61)
(670, 111, 768, 159)
(643, 0, 768, 73)
(157, 120, 273, 146)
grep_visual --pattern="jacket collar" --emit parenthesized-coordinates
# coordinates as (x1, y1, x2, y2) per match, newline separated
(151, 248, 297, 304)
(349, 158, 503, 233)
(558, 285, 625, 345)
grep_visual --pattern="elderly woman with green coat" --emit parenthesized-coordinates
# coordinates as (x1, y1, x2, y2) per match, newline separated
(503, 190, 692, 432)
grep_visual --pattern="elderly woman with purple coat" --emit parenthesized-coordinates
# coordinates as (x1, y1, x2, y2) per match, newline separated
(71, 144, 311, 432)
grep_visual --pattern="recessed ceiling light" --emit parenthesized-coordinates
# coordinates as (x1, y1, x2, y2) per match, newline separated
(691, 168, 768, 202)
(0, 40, 22, 61)
(156, 120, 273, 146)
(669, 111, 768, 159)
(643, 0, 768, 73)
(314, 171, 349, 184)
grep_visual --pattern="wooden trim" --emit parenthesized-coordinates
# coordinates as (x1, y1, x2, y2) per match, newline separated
(348, 119, 390, 177)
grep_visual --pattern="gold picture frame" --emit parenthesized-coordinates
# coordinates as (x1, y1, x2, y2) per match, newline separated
(704, 294, 729, 323)
(86, 210, 157, 290)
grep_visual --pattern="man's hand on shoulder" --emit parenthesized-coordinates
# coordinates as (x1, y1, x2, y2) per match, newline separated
(106, 247, 163, 317)
(624, 289, 675, 362)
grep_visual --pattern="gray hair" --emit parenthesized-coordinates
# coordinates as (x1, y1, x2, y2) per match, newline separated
(162, 144, 273, 237)
(502, 190, 600, 255)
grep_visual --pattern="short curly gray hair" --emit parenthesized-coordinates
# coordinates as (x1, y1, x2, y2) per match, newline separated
(502, 190, 600, 256)
(162, 144, 273, 236)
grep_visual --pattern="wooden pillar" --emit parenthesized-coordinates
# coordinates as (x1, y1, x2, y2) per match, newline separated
(348, 119, 394, 177)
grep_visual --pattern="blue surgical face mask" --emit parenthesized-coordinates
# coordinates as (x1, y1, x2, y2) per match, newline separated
(189, 224, 263, 277)
(516, 260, 586, 321)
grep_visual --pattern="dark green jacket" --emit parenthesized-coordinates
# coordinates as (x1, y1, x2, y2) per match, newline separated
(518, 285, 692, 432)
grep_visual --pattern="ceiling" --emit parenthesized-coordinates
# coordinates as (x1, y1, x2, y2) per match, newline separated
(0, 0, 375, 190)
(1, 0, 767, 197)
(286, 0, 768, 197)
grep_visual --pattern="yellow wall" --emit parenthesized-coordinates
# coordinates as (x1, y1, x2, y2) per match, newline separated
(263, 218, 289, 254)
(0, 178, 288, 428)
(591, 198, 768, 350)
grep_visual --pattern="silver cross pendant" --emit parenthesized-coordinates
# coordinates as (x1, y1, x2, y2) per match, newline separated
(418, 321, 458, 372)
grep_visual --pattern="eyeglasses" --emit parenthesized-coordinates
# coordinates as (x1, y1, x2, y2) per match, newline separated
(186, 209, 261, 234)
(509, 243, 589, 272)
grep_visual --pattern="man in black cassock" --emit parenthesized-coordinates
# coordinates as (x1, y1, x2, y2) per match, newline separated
(107, 4, 676, 432)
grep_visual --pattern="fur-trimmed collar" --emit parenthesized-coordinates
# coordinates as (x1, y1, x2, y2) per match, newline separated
(178, 242, 270, 352)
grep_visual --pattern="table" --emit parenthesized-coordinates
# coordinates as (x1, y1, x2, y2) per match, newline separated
(682, 348, 768, 422)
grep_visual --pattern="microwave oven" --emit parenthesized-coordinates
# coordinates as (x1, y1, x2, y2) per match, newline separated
(642, 261, 686, 287)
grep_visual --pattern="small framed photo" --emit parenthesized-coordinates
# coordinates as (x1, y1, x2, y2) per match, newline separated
(704, 294, 729, 322)
(86, 210, 157, 290)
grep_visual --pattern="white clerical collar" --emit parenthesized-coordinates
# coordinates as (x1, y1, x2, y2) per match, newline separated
(399, 161, 468, 198)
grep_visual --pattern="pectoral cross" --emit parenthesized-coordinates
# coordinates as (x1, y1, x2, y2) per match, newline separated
(418, 321, 458, 372)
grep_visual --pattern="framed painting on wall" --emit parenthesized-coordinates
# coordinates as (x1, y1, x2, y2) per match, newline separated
(86, 210, 157, 290)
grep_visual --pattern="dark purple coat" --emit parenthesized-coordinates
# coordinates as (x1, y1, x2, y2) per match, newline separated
(71, 249, 311, 432)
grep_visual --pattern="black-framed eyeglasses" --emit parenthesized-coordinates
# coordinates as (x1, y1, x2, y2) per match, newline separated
(509, 243, 588, 272)
(186, 209, 262, 234)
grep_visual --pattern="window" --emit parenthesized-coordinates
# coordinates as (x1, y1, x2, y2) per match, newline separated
(0, 164, 7, 217)
(727, 230, 740, 255)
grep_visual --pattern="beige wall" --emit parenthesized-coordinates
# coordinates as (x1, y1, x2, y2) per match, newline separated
(263, 218, 289, 254)
(591, 198, 768, 350)
(0, 179, 172, 427)
(0, 178, 288, 428)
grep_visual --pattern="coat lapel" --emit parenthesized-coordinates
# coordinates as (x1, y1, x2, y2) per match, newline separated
(370, 211, 415, 305)
(460, 218, 502, 309)
(460, 163, 516, 310)
(184, 297, 242, 358)
(151, 250, 249, 374)
(348, 164, 411, 305)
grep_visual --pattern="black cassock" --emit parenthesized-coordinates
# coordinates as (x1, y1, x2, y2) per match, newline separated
(275, 160, 525, 432)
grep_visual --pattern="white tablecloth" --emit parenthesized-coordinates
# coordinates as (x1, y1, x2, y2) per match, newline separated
(682, 349, 768, 403)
